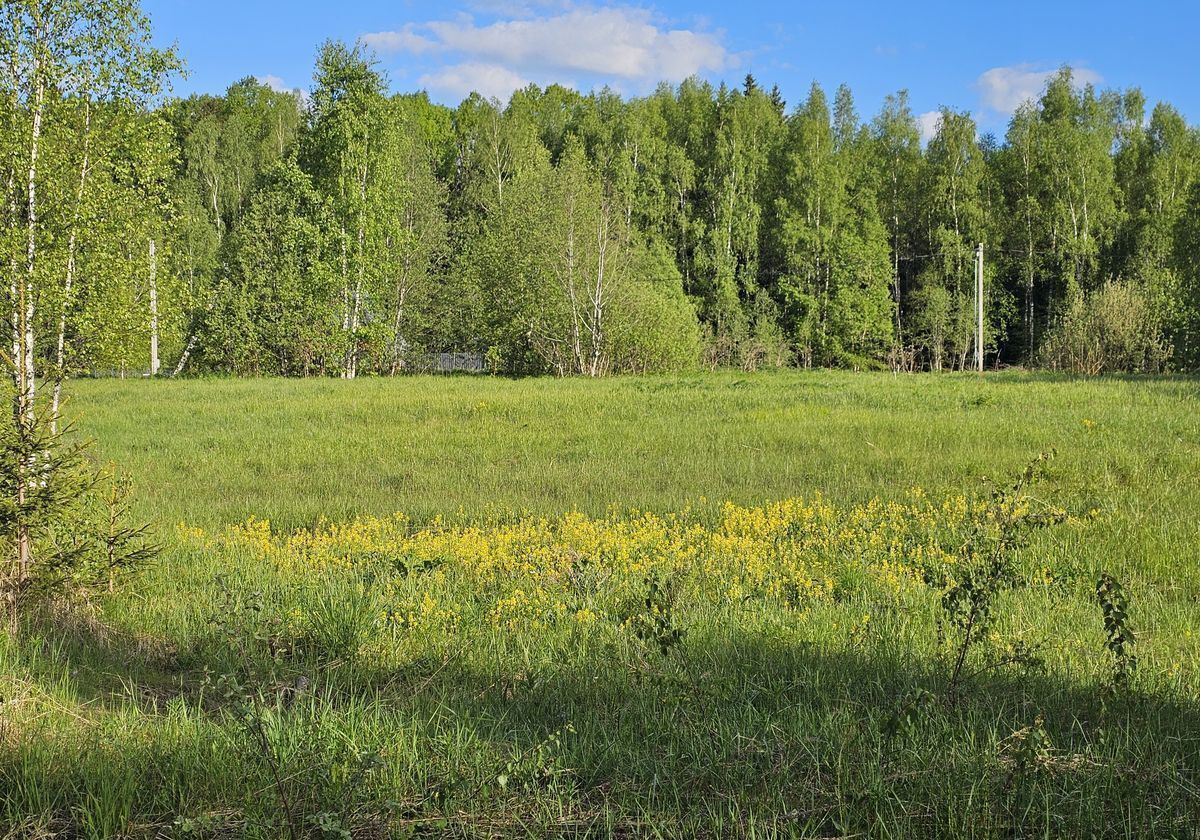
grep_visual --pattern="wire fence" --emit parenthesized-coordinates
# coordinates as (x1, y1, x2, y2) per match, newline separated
(82, 350, 487, 379)
(402, 352, 486, 374)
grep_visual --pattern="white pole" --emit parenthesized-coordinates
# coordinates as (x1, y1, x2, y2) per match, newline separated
(149, 238, 159, 376)
(975, 243, 984, 372)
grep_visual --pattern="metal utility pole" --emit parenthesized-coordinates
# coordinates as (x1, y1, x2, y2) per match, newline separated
(975, 243, 984, 372)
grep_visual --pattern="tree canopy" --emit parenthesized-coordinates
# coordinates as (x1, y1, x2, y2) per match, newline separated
(5, 20, 1200, 377)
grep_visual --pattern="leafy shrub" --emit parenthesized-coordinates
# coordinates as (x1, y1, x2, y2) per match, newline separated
(937, 451, 1065, 699)
(1096, 573, 1137, 692)
(621, 573, 686, 656)
(607, 239, 704, 373)
(1039, 282, 1171, 374)
(0, 417, 156, 627)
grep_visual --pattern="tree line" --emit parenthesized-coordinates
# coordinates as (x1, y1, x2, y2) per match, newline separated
(5, 21, 1200, 382)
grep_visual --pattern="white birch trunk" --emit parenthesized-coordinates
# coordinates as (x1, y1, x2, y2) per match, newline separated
(345, 222, 365, 380)
(339, 225, 351, 378)
(10, 48, 45, 626)
(51, 100, 92, 433)
(390, 283, 407, 375)
(587, 204, 609, 377)
(564, 190, 583, 375)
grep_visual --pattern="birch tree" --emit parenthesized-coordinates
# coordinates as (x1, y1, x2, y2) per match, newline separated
(870, 92, 923, 356)
(369, 96, 448, 374)
(1119, 102, 1199, 344)
(1038, 71, 1121, 304)
(999, 102, 1048, 359)
(0, 0, 174, 627)
(208, 160, 337, 374)
(693, 82, 784, 357)
(771, 83, 841, 366)
(304, 41, 386, 380)
(913, 109, 989, 369)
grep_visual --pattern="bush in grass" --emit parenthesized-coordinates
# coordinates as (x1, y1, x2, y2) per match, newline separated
(606, 239, 705, 374)
(1039, 281, 1171, 374)
(0, 413, 156, 628)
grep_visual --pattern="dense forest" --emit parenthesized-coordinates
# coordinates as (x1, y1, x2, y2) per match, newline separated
(5, 16, 1200, 380)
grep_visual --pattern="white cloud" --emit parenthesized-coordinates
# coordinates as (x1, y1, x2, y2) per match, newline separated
(361, 25, 440, 55)
(464, 0, 569, 15)
(975, 63, 1102, 115)
(256, 74, 311, 105)
(363, 4, 733, 94)
(916, 110, 941, 145)
(256, 74, 291, 93)
(418, 62, 532, 102)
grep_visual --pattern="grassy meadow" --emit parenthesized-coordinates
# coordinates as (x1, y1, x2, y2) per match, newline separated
(2, 371, 1199, 838)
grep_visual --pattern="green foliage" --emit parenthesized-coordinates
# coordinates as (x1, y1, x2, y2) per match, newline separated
(769, 84, 895, 367)
(1039, 281, 1171, 374)
(1171, 177, 1200, 368)
(911, 110, 993, 370)
(623, 573, 686, 656)
(0, 414, 156, 624)
(607, 239, 704, 373)
(881, 688, 935, 742)
(937, 451, 1066, 700)
(204, 160, 341, 374)
(9, 17, 1200, 376)
(1096, 573, 1137, 692)
(496, 724, 576, 793)
(999, 715, 1054, 777)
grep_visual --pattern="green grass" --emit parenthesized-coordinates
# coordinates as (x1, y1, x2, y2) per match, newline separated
(66, 370, 1200, 531)
(3, 371, 1199, 838)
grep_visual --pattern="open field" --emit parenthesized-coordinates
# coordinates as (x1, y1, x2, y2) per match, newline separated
(3, 372, 1199, 838)
(66, 371, 1200, 531)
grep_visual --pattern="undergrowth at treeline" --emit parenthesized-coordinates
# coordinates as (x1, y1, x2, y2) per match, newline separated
(3, 452, 1197, 838)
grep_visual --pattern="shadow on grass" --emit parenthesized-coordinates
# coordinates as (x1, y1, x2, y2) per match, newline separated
(5, 611, 1200, 838)
(980, 369, 1200, 388)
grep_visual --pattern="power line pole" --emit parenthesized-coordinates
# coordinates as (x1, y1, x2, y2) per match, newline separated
(975, 243, 984, 372)
(149, 238, 160, 376)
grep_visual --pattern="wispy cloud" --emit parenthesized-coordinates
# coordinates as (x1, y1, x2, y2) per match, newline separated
(362, 3, 734, 102)
(256, 74, 291, 92)
(256, 74, 310, 105)
(462, 0, 572, 16)
(974, 63, 1102, 115)
(361, 25, 440, 55)
(418, 62, 533, 101)
(916, 110, 941, 145)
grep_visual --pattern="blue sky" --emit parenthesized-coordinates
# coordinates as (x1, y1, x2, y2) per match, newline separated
(144, 0, 1198, 139)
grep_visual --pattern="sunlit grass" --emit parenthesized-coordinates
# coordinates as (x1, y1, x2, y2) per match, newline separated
(2, 371, 1197, 838)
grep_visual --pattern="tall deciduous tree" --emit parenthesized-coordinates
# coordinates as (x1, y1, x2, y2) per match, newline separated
(304, 41, 386, 379)
(369, 95, 449, 373)
(1038, 71, 1121, 304)
(769, 84, 893, 367)
(209, 160, 337, 374)
(871, 91, 923, 356)
(770, 83, 842, 366)
(1118, 102, 1199, 348)
(913, 109, 989, 370)
(0, 0, 175, 624)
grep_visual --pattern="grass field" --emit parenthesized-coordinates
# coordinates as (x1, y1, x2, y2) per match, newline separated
(3, 371, 1199, 838)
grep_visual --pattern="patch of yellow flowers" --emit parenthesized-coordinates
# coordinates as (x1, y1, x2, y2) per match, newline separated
(181, 489, 1068, 636)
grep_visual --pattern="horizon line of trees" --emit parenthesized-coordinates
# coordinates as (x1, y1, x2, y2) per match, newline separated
(6, 25, 1200, 383)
